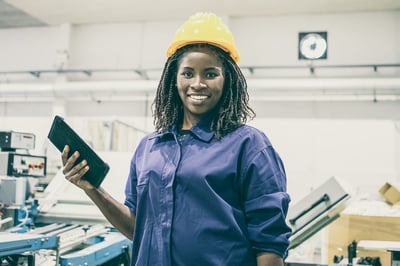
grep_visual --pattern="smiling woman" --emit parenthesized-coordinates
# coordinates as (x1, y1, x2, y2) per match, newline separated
(60, 12, 292, 266)
(154, 13, 255, 139)
(176, 46, 225, 128)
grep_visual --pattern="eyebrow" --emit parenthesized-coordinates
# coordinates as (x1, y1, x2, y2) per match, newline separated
(180, 66, 222, 71)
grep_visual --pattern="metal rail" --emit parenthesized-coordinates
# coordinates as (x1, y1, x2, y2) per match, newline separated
(0, 63, 399, 79)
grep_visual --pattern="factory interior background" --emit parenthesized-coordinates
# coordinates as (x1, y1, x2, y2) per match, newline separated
(0, 0, 400, 265)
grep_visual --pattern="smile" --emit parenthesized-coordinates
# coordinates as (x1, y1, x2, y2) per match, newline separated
(188, 95, 209, 100)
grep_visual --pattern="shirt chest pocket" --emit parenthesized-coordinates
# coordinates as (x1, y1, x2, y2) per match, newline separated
(137, 171, 150, 187)
(136, 168, 163, 194)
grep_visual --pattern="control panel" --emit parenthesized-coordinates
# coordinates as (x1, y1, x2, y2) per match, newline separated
(0, 152, 46, 177)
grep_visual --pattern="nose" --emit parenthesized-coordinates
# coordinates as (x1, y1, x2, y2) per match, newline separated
(190, 76, 207, 90)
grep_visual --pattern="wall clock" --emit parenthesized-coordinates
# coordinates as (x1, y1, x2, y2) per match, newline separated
(298, 32, 328, 60)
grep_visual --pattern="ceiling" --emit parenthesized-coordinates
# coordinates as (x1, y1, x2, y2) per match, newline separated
(1, 0, 400, 29)
(0, 0, 399, 103)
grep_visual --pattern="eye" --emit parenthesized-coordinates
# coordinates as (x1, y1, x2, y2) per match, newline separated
(205, 72, 218, 79)
(180, 71, 193, 79)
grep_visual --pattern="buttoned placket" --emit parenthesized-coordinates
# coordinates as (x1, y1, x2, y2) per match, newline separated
(159, 133, 182, 265)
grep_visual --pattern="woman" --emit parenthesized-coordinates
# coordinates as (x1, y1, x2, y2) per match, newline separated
(62, 12, 291, 266)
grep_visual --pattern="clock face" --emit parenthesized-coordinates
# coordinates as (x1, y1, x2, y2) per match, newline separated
(298, 32, 328, 60)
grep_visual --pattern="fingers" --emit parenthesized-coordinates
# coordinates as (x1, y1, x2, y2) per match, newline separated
(65, 161, 90, 184)
(61, 148, 88, 179)
(61, 145, 69, 166)
(62, 150, 80, 175)
(60, 145, 92, 189)
(65, 159, 88, 177)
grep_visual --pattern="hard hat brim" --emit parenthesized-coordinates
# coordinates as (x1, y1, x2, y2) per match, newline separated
(166, 40, 240, 63)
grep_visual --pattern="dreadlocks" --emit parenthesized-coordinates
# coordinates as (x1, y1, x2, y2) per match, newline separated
(152, 43, 255, 138)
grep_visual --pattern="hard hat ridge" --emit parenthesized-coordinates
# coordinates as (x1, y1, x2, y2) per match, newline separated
(166, 12, 240, 63)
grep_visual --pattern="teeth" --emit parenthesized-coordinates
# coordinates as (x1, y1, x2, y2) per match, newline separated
(190, 95, 208, 100)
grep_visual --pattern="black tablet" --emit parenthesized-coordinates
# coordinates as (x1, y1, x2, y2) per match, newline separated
(47, 115, 110, 188)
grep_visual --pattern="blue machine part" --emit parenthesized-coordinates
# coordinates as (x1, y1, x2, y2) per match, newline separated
(6, 199, 39, 234)
(0, 232, 58, 256)
(60, 232, 131, 266)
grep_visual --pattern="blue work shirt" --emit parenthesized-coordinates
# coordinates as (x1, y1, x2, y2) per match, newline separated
(124, 119, 291, 266)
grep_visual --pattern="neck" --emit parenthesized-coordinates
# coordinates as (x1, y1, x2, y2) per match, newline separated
(181, 116, 201, 130)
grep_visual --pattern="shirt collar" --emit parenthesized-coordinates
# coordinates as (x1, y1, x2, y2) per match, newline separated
(190, 118, 214, 142)
(151, 118, 215, 143)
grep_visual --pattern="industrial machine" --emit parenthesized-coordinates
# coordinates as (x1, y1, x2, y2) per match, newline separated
(284, 177, 398, 266)
(287, 176, 351, 251)
(0, 131, 46, 233)
(285, 176, 352, 266)
(0, 131, 133, 266)
(2, 129, 395, 266)
(0, 223, 131, 266)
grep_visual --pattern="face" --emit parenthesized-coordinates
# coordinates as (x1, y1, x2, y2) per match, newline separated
(176, 47, 225, 129)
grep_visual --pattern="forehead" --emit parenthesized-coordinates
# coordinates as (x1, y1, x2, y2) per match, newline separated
(178, 46, 223, 67)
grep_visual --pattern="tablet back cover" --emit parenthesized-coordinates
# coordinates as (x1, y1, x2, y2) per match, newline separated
(47, 115, 110, 188)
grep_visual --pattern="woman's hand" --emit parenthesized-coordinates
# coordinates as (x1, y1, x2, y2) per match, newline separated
(61, 145, 93, 190)
(61, 145, 135, 239)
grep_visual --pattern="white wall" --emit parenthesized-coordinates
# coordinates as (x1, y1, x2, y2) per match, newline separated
(0, 11, 400, 203)
(250, 118, 400, 202)
(0, 11, 399, 73)
(234, 12, 400, 66)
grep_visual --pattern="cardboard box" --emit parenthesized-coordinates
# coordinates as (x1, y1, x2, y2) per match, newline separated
(379, 182, 400, 205)
(327, 214, 400, 266)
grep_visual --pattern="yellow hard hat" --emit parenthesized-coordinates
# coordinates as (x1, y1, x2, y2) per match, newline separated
(166, 12, 240, 63)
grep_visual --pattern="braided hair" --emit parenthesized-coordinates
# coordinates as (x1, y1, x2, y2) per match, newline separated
(152, 43, 255, 138)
